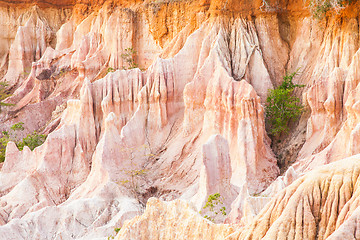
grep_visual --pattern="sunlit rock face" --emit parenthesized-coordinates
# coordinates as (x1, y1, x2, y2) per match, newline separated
(116, 198, 234, 240)
(118, 156, 360, 240)
(1, 0, 360, 239)
(228, 155, 360, 240)
(0, 1, 281, 237)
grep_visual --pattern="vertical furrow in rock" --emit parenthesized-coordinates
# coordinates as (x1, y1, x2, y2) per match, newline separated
(6, 1, 360, 238)
(2, 6, 53, 88)
(228, 156, 360, 240)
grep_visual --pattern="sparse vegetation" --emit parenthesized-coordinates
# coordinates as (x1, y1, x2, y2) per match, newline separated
(119, 168, 148, 201)
(260, 0, 278, 12)
(57, 68, 68, 78)
(121, 47, 138, 70)
(0, 81, 13, 113)
(107, 227, 121, 240)
(117, 144, 157, 206)
(21, 67, 31, 78)
(107, 67, 116, 73)
(0, 122, 47, 162)
(200, 193, 227, 223)
(309, 0, 353, 19)
(265, 71, 304, 138)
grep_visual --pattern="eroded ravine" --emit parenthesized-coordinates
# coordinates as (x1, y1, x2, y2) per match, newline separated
(0, 0, 360, 239)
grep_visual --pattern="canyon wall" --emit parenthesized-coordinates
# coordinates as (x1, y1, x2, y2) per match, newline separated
(0, 0, 360, 239)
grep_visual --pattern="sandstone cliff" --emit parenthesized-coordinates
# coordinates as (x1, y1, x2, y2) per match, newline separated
(0, 0, 360, 239)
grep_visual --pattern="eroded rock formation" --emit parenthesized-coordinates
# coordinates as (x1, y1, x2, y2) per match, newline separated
(1, 0, 360, 239)
(229, 155, 360, 240)
(116, 198, 234, 240)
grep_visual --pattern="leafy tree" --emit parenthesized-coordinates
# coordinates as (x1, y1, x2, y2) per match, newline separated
(0, 122, 23, 162)
(17, 131, 47, 151)
(265, 71, 304, 137)
(0, 122, 47, 162)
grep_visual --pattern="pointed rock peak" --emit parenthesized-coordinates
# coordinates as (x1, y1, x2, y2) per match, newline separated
(22, 4, 45, 24)
(202, 134, 231, 176)
(79, 78, 94, 105)
(80, 77, 91, 95)
(105, 112, 117, 131)
(30, 4, 40, 12)
(65, 99, 81, 117)
(226, 183, 251, 223)
(76, 62, 86, 78)
(5, 141, 19, 154)
(283, 166, 298, 185)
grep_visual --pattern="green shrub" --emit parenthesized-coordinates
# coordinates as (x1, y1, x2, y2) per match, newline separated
(0, 122, 47, 162)
(107, 227, 121, 240)
(107, 67, 115, 73)
(200, 193, 227, 222)
(265, 71, 304, 137)
(17, 131, 47, 151)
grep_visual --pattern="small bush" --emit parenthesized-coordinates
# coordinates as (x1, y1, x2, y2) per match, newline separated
(0, 122, 47, 162)
(200, 193, 227, 222)
(107, 227, 121, 240)
(265, 71, 304, 137)
(107, 67, 115, 73)
(17, 132, 47, 151)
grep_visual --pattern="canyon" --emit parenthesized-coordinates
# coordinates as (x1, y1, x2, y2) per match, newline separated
(0, 0, 360, 239)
